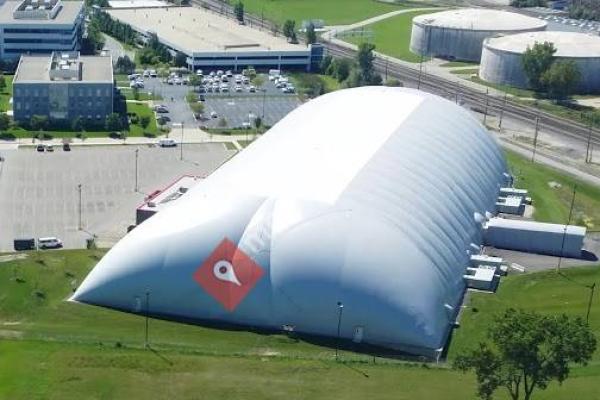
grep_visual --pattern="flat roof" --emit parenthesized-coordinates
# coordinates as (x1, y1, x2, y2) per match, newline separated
(108, 0, 168, 8)
(14, 54, 113, 82)
(0, 0, 83, 24)
(138, 175, 201, 213)
(413, 9, 547, 31)
(107, 6, 306, 54)
(487, 217, 586, 235)
(485, 31, 600, 58)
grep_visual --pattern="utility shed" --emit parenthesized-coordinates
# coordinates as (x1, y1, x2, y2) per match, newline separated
(485, 218, 586, 258)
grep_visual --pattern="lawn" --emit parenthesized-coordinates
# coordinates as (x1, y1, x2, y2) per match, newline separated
(126, 101, 159, 136)
(120, 87, 163, 101)
(469, 75, 537, 98)
(344, 9, 441, 63)
(440, 61, 478, 68)
(505, 150, 600, 228)
(0, 103, 158, 139)
(0, 74, 14, 112)
(290, 72, 341, 98)
(1, 248, 599, 399)
(238, 0, 405, 26)
(449, 68, 479, 75)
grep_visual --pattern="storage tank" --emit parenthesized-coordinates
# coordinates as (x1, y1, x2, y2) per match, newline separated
(480, 31, 600, 93)
(410, 9, 547, 62)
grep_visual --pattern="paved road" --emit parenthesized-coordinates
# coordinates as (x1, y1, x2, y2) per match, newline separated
(0, 143, 232, 251)
(102, 34, 135, 61)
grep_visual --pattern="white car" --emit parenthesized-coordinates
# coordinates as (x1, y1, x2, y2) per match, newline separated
(38, 237, 62, 249)
(210, 111, 218, 118)
(226, 70, 233, 77)
(220, 85, 229, 93)
(234, 85, 242, 92)
(216, 70, 224, 76)
(196, 69, 204, 76)
(158, 138, 177, 147)
(248, 85, 256, 93)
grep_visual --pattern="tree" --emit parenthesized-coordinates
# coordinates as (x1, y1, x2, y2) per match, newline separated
(115, 55, 136, 74)
(140, 115, 150, 129)
(188, 74, 201, 91)
(105, 113, 123, 132)
(522, 42, 556, 90)
(541, 60, 581, 100)
(234, 1, 244, 23)
(0, 113, 10, 132)
(173, 51, 187, 68)
(357, 42, 377, 82)
(30, 115, 48, 131)
(385, 78, 403, 87)
(71, 116, 84, 132)
(254, 116, 262, 132)
(319, 55, 332, 74)
(332, 58, 351, 82)
(305, 22, 317, 46)
(283, 20, 297, 43)
(0, 74, 6, 93)
(455, 309, 596, 400)
(511, 0, 546, 7)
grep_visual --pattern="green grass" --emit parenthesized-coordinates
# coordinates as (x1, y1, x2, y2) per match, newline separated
(0, 74, 14, 112)
(470, 75, 537, 98)
(290, 73, 341, 98)
(450, 266, 600, 363)
(239, 0, 405, 25)
(440, 61, 478, 68)
(0, 248, 599, 399)
(344, 9, 441, 63)
(120, 88, 162, 101)
(505, 150, 600, 228)
(126, 101, 159, 136)
(449, 68, 479, 75)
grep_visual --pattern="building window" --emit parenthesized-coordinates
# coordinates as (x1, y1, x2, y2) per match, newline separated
(15, 102, 20, 110)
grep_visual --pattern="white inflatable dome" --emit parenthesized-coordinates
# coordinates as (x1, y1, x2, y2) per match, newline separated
(72, 87, 507, 358)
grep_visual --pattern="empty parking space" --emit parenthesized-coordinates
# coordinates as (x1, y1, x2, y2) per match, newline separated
(201, 96, 302, 128)
(0, 144, 233, 251)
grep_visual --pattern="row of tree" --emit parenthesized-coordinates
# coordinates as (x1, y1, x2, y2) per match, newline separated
(522, 42, 581, 100)
(95, 11, 137, 46)
(510, 0, 546, 7)
(569, 0, 600, 21)
(320, 43, 383, 88)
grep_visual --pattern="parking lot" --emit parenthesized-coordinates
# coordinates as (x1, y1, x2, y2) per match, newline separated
(129, 72, 302, 130)
(0, 143, 233, 251)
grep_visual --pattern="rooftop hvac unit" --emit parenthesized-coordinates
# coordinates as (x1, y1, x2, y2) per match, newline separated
(25, 5, 33, 10)
(147, 202, 156, 208)
(32, 0, 39, 5)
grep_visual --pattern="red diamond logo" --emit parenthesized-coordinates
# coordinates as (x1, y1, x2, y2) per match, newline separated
(193, 238, 264, 311)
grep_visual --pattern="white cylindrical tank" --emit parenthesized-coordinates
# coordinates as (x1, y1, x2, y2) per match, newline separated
(480, 31, 600, 93)
(410, 9, 547, 62)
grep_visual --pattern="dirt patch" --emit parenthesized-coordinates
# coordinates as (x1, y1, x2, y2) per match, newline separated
(0, 254, 27, 263)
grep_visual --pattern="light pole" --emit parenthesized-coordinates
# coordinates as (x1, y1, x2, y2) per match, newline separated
(335, 301, 344, 361)
(498, 93, 507, 129)
(77, 183, 82, 230)
(557, 185, 577, 272)
(134, 148, 139, 192)
(261, 88, 266, 120)
(586, 283, 596, 324)
(531, 115, 540, 163)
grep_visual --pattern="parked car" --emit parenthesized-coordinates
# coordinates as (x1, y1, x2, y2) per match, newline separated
(199, 94, 206, 101)
(63, 143, 71, 151)
(210, 111, 218, 118)
(234, 85, 242, 92)
(158, 138, 177, 147)
(226, 70, 233, 77)
(36, 144, 45, 152)
(157, 115, 171, 124)
(153, 105, 169, 113)
(248, 85, 256, 93)
(38, 237, 62, 249)
(46, 144, 54, 152)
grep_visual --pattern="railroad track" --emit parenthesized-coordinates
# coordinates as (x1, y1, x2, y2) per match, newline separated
(191, 0, 600, 148)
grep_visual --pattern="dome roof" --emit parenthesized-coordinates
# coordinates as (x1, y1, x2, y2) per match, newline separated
(72, 87, 507, 356)
(413, 8, 547, 31)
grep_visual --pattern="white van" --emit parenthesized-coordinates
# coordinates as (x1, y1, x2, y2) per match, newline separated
(38, 237, 62, 249)
(158, 138, 177, 147)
